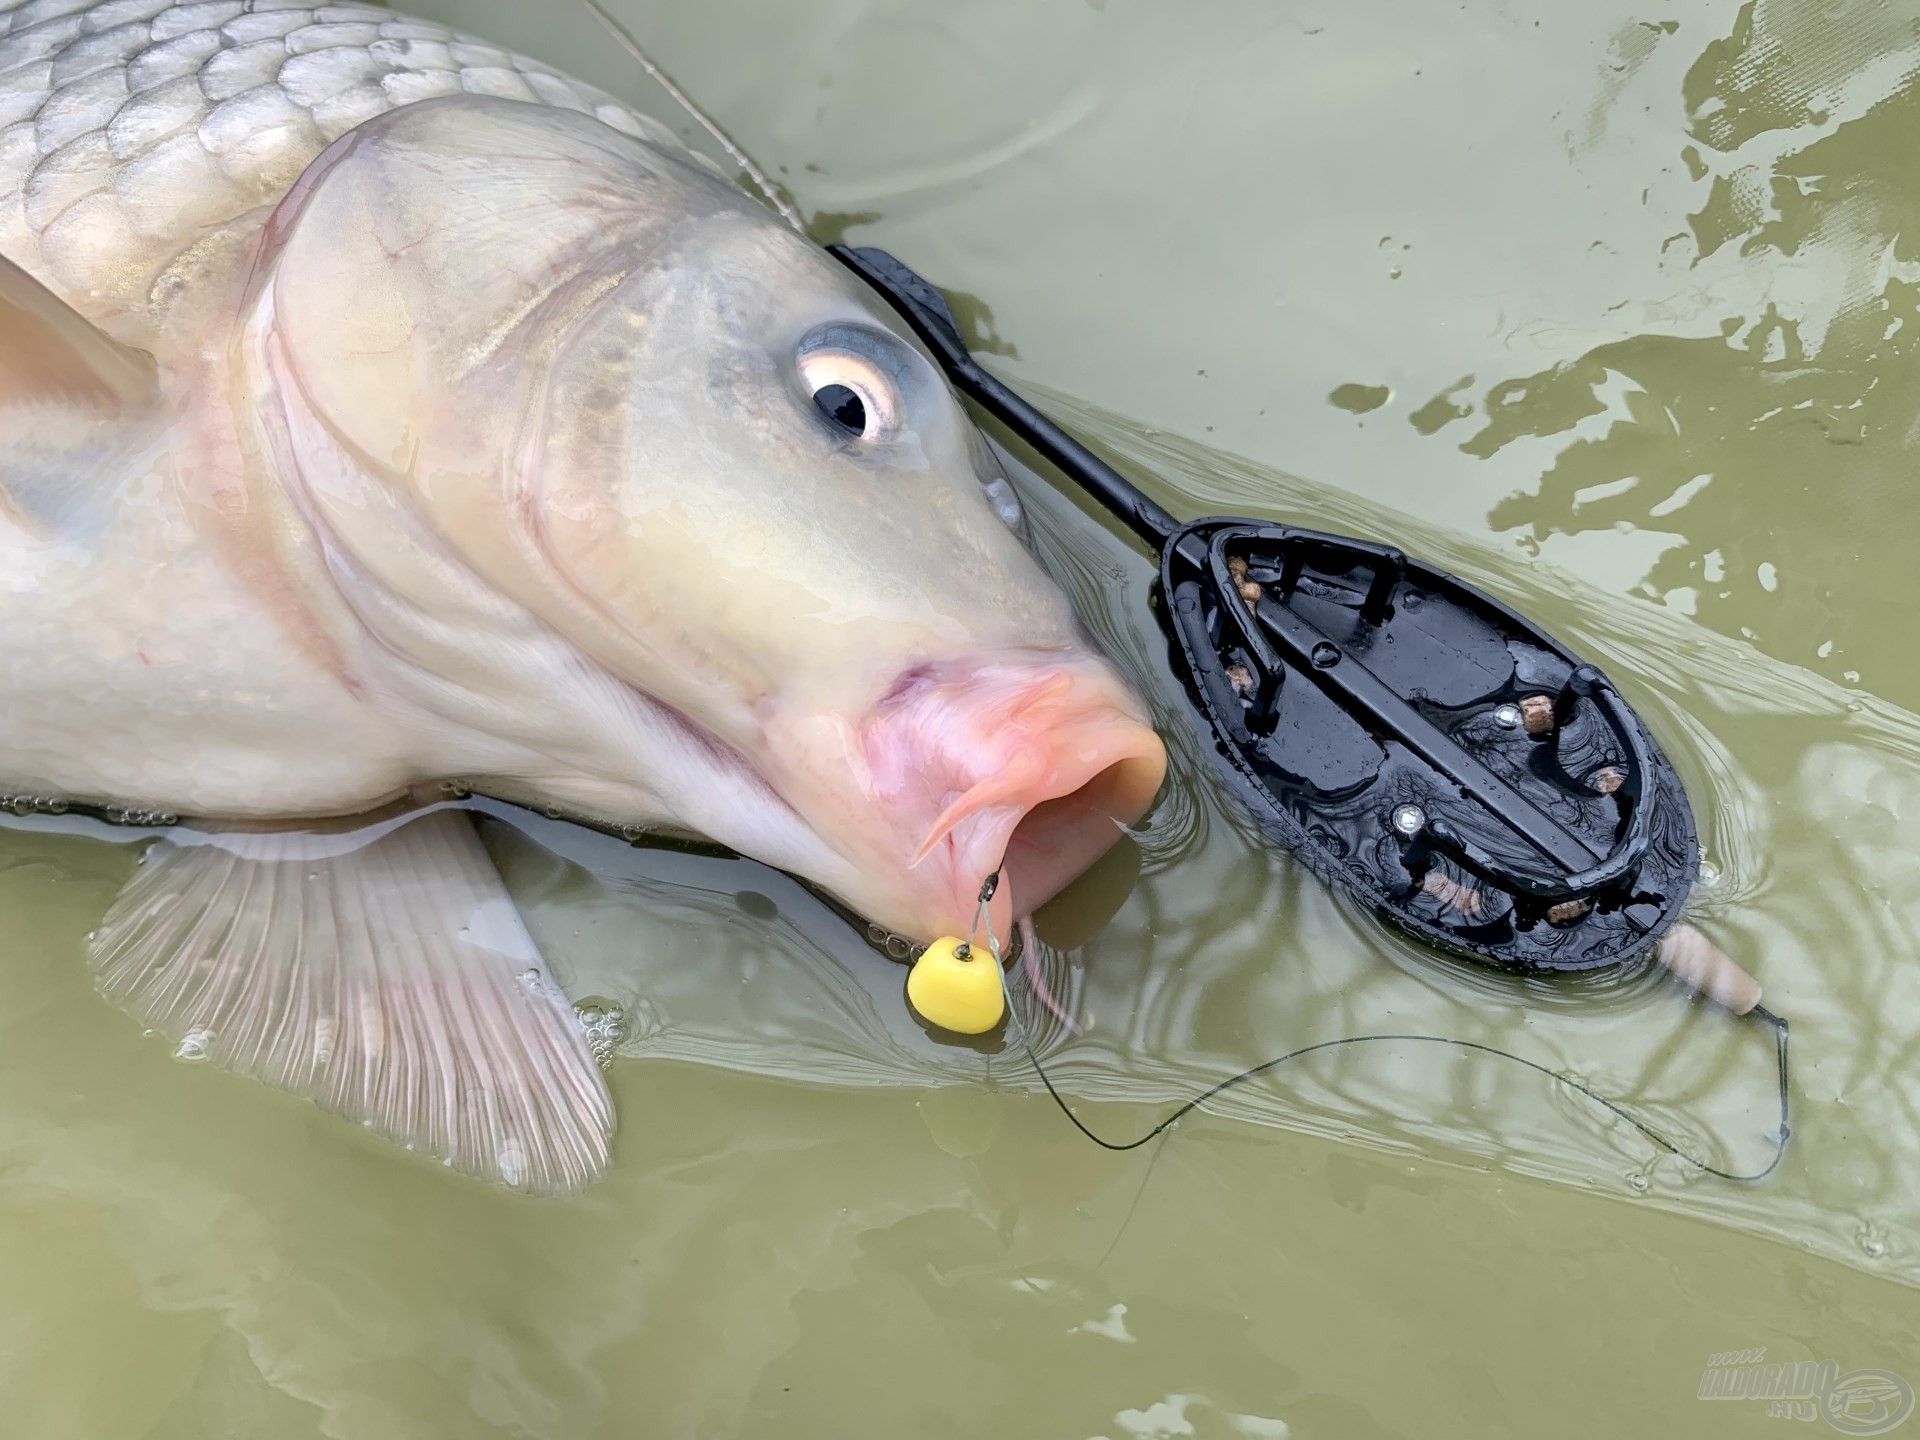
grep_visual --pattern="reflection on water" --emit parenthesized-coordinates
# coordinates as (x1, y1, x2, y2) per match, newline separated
(1462, 0, 1920, 705)
(4, 0, 1920, 1434)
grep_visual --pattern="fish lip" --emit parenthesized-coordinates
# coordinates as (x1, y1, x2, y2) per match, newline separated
(859, 654, 1167, 940)
(915, 712, 1165, 935)
(908, 706, 1158, 869)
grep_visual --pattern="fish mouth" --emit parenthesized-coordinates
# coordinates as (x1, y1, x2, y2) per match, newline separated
(860, 657, 1167, 941)
(908, 710, 1164, 932)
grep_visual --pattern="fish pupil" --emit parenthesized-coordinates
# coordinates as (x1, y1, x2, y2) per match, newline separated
(813, 383, 867, 435)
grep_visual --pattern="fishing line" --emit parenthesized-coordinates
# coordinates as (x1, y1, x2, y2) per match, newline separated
(594, 6, 1793, 1185)
(583, 0, 808, 233)
(967, 877, 1792, 1183)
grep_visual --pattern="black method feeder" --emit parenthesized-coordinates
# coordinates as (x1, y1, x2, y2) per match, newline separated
(831, 244, 1762, 1010)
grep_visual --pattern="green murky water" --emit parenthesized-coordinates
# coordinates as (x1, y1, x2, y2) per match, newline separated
(5, 0, 1920, 1434)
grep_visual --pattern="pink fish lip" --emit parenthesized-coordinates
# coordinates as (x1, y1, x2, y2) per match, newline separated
(862, 656, 1167, 940)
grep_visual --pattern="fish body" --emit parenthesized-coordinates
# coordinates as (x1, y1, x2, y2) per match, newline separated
(0, 1, 714, 815)
(0, 0, 1166, 1191)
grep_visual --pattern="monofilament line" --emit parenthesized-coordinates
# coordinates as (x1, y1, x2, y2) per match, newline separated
(582, 0, 808, 234)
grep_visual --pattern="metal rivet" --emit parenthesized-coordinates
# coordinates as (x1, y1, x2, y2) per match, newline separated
(1390, 804, 1426, 837)
(1493, 703, 1523, 729)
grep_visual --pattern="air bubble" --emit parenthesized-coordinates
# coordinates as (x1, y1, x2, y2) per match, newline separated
(574, 998, 628, 1070)
(175, 1026, 214, 1061)
(1626, 1169, 1650, 1193)
(518, 968, 558, 1002)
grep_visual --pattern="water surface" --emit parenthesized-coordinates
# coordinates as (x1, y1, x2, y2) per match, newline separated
(4, 0, 1919, 1435)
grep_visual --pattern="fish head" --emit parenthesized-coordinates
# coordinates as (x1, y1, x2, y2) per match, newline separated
(243, 96, 1166, 941)
(535, 204, 1171, 940)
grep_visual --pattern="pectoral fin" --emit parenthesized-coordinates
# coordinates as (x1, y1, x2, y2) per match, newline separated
(0, 255, 156, 412)
(0, 255, 161, 538)
(88, 810, 615, 1195)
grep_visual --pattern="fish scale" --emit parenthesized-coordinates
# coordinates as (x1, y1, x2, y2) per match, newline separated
(0, 0, 684, 317)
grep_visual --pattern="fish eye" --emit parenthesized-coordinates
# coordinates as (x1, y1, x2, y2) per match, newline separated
(813, 382, 867, 435)
(796, 336, 903, 443)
